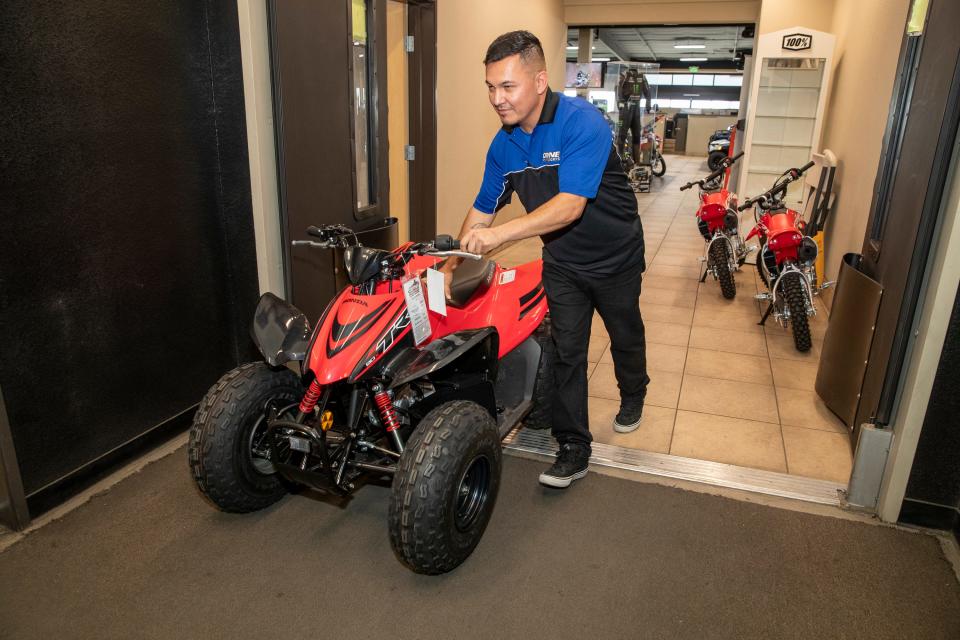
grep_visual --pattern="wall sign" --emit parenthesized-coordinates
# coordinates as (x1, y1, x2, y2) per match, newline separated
(782, 33, 813, 51)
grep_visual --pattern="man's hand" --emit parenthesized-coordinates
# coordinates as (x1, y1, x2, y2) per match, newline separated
(460, 226, 504, 255)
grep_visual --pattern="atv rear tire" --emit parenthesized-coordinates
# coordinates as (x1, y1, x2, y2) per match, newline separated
(708, 151, 727, 172)
(188, 362, 302, 513)
(708, 240, 736, 300)
(524, 316, 555, 430)
(781, 272, 812, 352)
(389, 400, 501, 575)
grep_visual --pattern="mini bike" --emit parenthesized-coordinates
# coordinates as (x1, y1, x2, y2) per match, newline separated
(680, 150, 747, 299)
(739, 162, 834, 351)
(188, 225, 552, 574)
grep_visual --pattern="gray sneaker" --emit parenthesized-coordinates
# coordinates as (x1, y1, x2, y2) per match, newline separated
(613, 404, 644, 433)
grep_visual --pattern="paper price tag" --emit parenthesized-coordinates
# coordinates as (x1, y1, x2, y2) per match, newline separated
(401, 276, 432, 345)
(425, 268, 447, 316)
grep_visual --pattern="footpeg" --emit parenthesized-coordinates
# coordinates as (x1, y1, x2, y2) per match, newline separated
(754, 293, 772, 301)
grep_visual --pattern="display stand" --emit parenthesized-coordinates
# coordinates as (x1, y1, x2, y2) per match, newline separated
(738, 27, 835, 208)
(603, 62, 660, 192)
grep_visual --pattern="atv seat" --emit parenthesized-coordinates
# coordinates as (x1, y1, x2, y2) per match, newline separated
(446, 258, 496, 308)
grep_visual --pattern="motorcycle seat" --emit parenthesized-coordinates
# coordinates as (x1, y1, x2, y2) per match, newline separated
(445, 258, 496, 308)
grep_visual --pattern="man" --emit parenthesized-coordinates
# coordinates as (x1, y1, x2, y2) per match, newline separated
(441, 31, 649, 489)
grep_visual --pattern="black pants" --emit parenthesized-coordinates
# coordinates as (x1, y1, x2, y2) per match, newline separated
(542, 260, 650, 450)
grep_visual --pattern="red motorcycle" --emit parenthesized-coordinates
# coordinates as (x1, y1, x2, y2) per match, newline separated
(188, 225, 551, 574)
(739, 162, 824, 351)
(680, 150, 747, 299)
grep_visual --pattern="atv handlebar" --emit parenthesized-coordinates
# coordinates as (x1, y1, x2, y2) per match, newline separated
(680, 151, 745, 191)
(737, 160, 816, 211)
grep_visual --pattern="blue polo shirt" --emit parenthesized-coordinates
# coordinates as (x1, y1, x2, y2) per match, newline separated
(473, 88, 645, 275)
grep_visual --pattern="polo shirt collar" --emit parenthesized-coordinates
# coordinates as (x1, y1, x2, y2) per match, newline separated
(502, 88, 559, 134)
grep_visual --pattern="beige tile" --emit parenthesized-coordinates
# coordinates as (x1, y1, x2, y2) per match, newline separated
(642, 274, 700, 292)
(766, 333, 823, 361)
(770, 357, 819, 391)
(782, 426, 852, 483)
(688, 325, 767, 357)
(648, 263, 702, 280)
(696, 288, 761, 315)
(590, 401, 676, 453)
(639, 302, 695, 325)
(693, 306, 764, 334)
(670, 411, 786, 473)
(601, 341, 687, 374)
(588, 363, 682, 409)
(590, 314, 608, 338)
(586, 361, 598, 380)
(776, 388, 847, 433)
(684, 348, 773, 385)
(652, 252, 701, 267)
(641, 286, 697, 309)
(678, 374, 780, 423)
(588, 334, 609, 363)
(644, 320, 692, 347)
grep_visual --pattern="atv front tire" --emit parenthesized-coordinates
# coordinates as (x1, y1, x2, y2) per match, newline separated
(188, 362, 302, 513)
(524, 316, 555, 430)
(708, 150, 727, 172)
(389, 400, 501, 574)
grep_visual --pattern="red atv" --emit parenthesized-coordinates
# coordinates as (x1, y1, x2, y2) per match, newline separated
(739, 161, 825, 351)
(680, 150, 747, 299)
(188, 225, 552, 574)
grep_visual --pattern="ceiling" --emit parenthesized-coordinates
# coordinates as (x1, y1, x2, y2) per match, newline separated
(566, 25, 754, 70)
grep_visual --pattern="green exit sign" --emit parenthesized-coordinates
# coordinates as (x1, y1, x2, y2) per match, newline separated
(689, 65, 700, 73)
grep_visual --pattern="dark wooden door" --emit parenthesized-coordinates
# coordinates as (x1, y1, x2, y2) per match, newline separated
(855, 0, 960, 434)
(269, 0, 390, 321)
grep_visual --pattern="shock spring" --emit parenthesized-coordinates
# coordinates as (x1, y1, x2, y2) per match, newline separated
(372, 388, 401, 432)
(298, 379, 323, 415)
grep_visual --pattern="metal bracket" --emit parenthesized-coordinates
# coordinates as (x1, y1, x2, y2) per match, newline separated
(404, 145, 416, 161)
(404, 35, 415, 53)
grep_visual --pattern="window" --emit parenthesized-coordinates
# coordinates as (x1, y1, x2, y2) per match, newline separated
(693, 75, 714, 86)
(671, 74, 693, 86)
(713, 75, 743, 87)
(351, 0, 375, 211)
(646, 74, 672, 85)
(668, 99, 691, 109)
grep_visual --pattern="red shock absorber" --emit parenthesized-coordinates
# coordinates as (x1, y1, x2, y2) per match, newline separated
(298, 379, 323, 415)
(373, 388, 401, 432)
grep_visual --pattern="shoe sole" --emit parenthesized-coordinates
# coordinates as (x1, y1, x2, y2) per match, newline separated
(613, 416, 643, 433)
(538, 468, 588, 488)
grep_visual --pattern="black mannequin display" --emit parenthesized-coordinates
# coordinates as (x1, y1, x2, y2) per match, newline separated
(616, 68, 651, 164)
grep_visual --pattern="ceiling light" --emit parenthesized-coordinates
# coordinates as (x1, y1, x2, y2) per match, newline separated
(674, 44, 706, 49)
(683, 94, 700, 97)
(592, 57, 610, 62)
(567, 46, 596, 50)
(680, 58, 708, 62)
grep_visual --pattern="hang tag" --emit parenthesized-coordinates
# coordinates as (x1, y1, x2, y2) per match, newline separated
(425, 268, 447, 316)
(499, 269, 516, 285)
(401, 276, 431, 345)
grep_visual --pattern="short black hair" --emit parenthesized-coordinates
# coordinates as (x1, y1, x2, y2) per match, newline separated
(484, 30, 545, 67)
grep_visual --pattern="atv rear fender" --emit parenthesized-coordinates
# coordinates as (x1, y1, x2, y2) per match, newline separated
(250, 292, 312, 367)
(384, 328, 500, 417)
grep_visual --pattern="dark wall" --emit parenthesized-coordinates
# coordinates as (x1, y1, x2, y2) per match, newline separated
(901, 281, 960, 539)
(0, 0, 259, 507)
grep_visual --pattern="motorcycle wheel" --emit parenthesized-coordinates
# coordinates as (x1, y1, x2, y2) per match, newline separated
(188, 362, 302, 512)
(523, 316, 555, 430)
(389, 400, 501, 575)
(708, 241, 736, 300)
(651, 153, 666, 177)
(708, 151, 726, 173)
(781, 272, 813, 352)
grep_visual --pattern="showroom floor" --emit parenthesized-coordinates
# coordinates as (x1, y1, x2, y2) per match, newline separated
(494, 153, 853, 484)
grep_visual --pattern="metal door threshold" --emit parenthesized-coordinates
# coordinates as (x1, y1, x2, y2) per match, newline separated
(504, 428, 846, 506)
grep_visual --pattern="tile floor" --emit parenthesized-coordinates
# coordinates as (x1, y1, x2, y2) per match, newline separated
(493, 153, 853, 484)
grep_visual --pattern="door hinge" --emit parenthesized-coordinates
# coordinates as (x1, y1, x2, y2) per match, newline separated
(405, 35, 415, 53)
(404, 145, 416, 161)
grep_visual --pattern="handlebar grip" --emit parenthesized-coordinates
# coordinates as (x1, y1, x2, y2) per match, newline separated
(434, 234, 460, 251)
(737, 202, 751, 212)
(730, 150, 745, 162)
(680, 183, 692, 191)
(306, 225, 326, 239)
(798, 160, 815, 174)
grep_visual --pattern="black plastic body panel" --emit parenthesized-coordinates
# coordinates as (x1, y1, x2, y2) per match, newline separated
(250, 293, 312, 367)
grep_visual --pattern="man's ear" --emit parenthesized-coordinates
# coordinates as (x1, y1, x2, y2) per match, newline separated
(536, 68, 548, 94)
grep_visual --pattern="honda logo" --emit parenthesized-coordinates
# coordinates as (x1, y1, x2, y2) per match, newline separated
(782, 33, 812, 51)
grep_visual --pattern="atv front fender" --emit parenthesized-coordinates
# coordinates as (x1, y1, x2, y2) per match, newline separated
(250, 292, 312, 367)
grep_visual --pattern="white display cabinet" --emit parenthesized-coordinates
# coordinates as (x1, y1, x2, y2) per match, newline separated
(739, 27, 835, 208)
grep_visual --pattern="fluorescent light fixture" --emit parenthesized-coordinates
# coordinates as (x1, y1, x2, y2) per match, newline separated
(592, 57, 610, 62)
(683, 94, 700, 97)
(566, 46, 595, 50)
(680, 57, 708, 62)
(674, 44, 706, 49)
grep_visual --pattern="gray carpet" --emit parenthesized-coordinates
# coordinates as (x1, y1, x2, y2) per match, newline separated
(1, 449, 958, 640)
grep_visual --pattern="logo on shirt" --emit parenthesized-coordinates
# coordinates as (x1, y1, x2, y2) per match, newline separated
(542, 151, 560, 163)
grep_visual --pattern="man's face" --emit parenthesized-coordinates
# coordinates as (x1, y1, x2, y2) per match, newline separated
(485, 54, 547, 130)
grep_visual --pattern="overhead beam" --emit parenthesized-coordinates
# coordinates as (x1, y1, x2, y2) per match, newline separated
(597, 28, 630, 62)
(633, 28, 658, 61)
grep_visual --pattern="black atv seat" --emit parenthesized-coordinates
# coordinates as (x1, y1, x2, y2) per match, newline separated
(446, 258, 496, 308)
